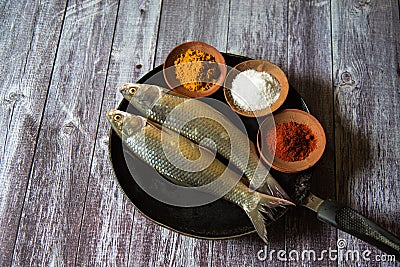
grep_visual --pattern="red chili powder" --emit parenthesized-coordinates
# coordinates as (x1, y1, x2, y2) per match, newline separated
(266, 121, 317, 162)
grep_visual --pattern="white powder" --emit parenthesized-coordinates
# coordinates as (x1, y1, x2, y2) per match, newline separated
(231, 69, 281, 112)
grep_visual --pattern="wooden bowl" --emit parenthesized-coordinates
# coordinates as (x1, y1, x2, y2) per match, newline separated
(223, 60, 289, 117)
(257, 109, 326, 173)
(163, 41, 227, 98)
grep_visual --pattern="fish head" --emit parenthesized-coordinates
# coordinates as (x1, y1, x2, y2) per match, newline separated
(118, 83, 139, 101)
(118, 83, 163, 112)
(106, 109, 146, 137)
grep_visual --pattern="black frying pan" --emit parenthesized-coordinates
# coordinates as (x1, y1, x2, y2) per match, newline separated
(109, 53, 400, 257)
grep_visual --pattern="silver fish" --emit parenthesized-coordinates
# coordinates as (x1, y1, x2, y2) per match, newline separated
(106, 109, 293, 243)
(119, 83, 288, 199)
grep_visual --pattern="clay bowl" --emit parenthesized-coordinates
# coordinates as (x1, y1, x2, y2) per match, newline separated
(257, 109, 326, 173)
(223, 60, 289, 117)
(163, 41, 227, 98)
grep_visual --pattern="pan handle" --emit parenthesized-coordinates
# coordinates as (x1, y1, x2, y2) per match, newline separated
(317, 199, 400, 259)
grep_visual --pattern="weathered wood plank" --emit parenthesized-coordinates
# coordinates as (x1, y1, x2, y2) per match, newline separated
(0, 1, 67, 265)
(129, 212, 213, 267)
(332, 0, 400, 265)
(213, 1, 289, 266)
(1, 0, 398, 266)
(127, 0, 230, 266)
(10, 0, 119, 266)
(74, 0, 163, 265)
(226, 0, 288, 70)
(213, 232, 286, 267)
(153, 0, 230, 66)
(286, 0, 337, 266)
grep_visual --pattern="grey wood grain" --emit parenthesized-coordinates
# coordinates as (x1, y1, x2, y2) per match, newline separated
(153, 0, 230, 66)
(126, 0, 230, 266)
(332, 0, 400, 266)
(0, 0, 68, 265)
(214, 1, 289, 266)
(226, 0, 289, 70)
(74, 0, 163, 266)
(1, 0, 399, 266)
(286, 0, 337, 266)
(10, 0, 119, 266)
(129, 212, 213, 267)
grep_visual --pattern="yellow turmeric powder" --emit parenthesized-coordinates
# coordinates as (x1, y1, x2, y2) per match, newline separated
(174, 49, 219, 92)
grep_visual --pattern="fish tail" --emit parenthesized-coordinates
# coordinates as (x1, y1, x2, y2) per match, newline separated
(264, 174, 290, 199)
(247, 161, 290, 199)
(249, 173, 290, 200)
(244, 192, 294, 244)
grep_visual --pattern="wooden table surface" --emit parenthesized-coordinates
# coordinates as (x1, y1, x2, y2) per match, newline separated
(1, 0, 399, 266)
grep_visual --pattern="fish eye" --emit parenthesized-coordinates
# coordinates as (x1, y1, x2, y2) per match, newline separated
(129, 87, 137, 94)
(114, 114, 122, 122)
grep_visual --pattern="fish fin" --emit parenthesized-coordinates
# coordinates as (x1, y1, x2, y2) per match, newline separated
(245, 207, 270, 243)
(197, 145, 217, 158)
(146, 120, 177, 137)
(250, 173, 290, 200)
(166, 89, 189, 98)
(244, 192, 294, 244)
(145, 119, 162, 129)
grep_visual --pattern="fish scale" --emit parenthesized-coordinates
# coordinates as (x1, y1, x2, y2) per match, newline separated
(119, 83, 288, 199)
(124, 122, 245, 203)
(106, 109, 294, 244)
